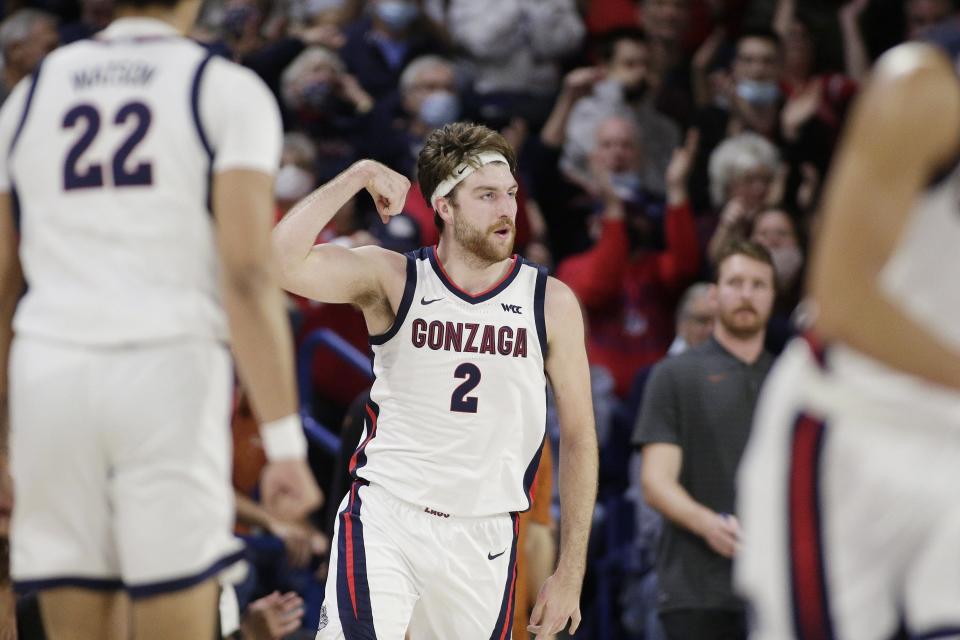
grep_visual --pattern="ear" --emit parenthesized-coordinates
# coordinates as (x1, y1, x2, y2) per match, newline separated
(435, 196, 455, 226)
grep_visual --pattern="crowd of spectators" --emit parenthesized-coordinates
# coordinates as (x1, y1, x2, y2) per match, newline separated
(1, 0, 957, 637)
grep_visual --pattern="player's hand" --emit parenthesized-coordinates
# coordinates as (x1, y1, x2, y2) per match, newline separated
(357, 160, 411, 224)
(700, 512, 740, 558)
(260, 459, 323, 522)
(240, 591, 304, 640)
(526, 570, 582, 638)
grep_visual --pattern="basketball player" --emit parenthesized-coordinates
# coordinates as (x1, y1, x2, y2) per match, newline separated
(272, 122, 599, 639)
(736, 41, 960, 639)
(0, 0, 322, 638)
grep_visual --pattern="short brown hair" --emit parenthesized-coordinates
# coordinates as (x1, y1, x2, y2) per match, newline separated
(417, 122, 518, 231)
(713, 239, 775, 282)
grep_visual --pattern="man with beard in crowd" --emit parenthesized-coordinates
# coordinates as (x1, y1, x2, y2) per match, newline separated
(633, 240, 775, 640)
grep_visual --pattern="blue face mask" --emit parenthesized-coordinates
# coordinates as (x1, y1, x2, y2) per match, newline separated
(418, 91, 460, 129)
(301, 80, 334, 112)
(736, 80, 780, 106)
(376, 0, 419, 32)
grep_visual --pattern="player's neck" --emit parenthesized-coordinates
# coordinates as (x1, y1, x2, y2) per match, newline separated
(435, 240, 514, 295)
(713, 325, 765, 365)
(114, 2, 199, 35)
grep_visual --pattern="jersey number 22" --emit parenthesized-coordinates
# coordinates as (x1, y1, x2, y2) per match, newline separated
(62, 101, 153, 191)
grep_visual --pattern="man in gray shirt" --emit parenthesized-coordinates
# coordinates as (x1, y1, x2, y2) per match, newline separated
(633, 240, 776, 639)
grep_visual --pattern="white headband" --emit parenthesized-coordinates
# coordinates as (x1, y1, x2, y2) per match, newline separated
(429, 151, 510, 209)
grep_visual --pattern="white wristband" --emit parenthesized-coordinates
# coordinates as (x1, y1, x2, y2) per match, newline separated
(260, 414, 308, 461)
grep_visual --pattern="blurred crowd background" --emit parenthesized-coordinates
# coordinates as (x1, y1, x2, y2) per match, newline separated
(0, 0, 956, 637)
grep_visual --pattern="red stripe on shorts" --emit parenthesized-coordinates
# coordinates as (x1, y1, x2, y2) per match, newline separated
(344, 485, 359, 619)
(789, 413, 834, 640)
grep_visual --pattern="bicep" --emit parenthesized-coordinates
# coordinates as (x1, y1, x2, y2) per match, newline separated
(276, 242, 386, 306)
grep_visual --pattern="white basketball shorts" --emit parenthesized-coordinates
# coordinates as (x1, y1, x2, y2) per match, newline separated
(736, 337, 960, 640)
(10, 336, 244, 597)
(316, 481, 520, 640)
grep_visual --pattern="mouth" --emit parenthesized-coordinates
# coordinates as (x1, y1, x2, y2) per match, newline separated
(492, 226, 513, 240)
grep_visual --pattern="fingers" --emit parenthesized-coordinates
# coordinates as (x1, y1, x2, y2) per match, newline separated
(365, 162, 410, 221)
(569, 608, 582, 634)
(528, 590, 546, 627)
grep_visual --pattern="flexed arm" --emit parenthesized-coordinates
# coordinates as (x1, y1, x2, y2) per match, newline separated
(272, 160, 410, 308)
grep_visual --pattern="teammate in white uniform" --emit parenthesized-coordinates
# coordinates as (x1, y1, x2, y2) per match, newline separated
(736, 42, 960, 639)
(273, 122, 599, 639)
(0, 0, 321, 638)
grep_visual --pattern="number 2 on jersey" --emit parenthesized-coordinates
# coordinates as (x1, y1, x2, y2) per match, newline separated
(450, 363, 481, 413)
(63, 101, 153, 191)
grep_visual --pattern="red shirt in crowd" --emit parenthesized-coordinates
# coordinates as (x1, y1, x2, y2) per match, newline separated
(557, 200, 700, 397)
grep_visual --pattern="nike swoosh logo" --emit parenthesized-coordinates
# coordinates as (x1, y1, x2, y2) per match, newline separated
(421, 297, 444, 305)
(456, 165, 468, 175)
(487, 550, 506, 560)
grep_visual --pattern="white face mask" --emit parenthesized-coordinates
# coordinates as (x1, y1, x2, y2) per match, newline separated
(275, 164, 315, 202)
(770, 245, 803, 289)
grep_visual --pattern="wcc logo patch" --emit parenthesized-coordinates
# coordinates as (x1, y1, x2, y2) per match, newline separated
(501, 303, 522, 314)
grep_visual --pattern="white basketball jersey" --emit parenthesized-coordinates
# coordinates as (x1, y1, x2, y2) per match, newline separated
(354, 247, 549, 517)
(817, 167, 960, 426)
(0, 18, 282, 345)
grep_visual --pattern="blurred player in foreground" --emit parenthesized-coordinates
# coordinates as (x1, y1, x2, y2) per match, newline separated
(737, 40, 960, 639)
(0, 0, 321, 637)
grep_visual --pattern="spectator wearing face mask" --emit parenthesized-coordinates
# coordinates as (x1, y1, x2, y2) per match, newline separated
(562, 27, 681, 197)
(339, 0, 452, 101)
(748, 207, 804, 353)
(280, 46, 374, 176)
(193, 0, 347, 107)
(438, 0, 585, 127)
(359, 55, 463, 179)
(688, 27, 785, 213)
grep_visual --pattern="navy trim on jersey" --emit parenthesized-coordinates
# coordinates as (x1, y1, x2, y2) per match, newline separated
(521, 431, 546, 511)
(788, 413, 835, 640)
(336, 480, 376, 639)
(8, 60, 44, 160)
(349, 400, 380, 479)
(126, 549, 245, 599)
(427, 245, 522, 304)
(14, 575, 123, 594)
(530, 260, 548, 358)
(190, 52, 215, 214)
(488, 512, 520, 640)
(369, 253, 416, 346)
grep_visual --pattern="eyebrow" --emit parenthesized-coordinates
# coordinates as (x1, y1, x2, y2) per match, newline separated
(471, 183, 519, 193)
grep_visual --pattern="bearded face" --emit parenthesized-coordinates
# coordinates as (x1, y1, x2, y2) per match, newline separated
(452, 210, 515, 263)
(715, 254, 776, 339)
